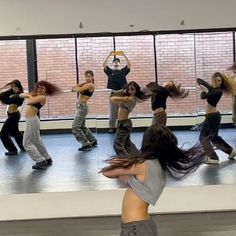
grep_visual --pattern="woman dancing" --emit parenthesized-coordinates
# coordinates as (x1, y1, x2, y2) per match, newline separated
(0, 80, 25, 155)
(197, 72, 236, 164)
(146, 81, 189, 126)
(20, 81, 60, 169)
(72, 70, 97, 151)
(110, 81, 150, 156)
(101, 125, 206, 236)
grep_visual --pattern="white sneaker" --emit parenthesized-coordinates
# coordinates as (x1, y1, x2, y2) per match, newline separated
(206, 158, 219, 165)
(228, 149, 236, 160)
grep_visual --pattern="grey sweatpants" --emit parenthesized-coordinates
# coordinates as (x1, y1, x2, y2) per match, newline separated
(23, 116, 51, 163)
(120, 219, 158, 236)
(113, 119, 139, 156)
(72, 103, 96, 146)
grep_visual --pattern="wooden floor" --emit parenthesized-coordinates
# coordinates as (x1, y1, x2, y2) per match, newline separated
(0, 211, 235, 236)
(0, 128, 236, 195)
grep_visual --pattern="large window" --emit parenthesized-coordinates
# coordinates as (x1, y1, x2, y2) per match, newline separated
(0, 40, 27, 121)
(0, 31, 235, 123)
(36, 38, 77, 119)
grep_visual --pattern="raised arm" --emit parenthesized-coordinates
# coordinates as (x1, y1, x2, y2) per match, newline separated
(103, 51, 114, 69)
(196, 78, 212, 90)
(121, 51, 131, 69)
(72, 83, 94, 93)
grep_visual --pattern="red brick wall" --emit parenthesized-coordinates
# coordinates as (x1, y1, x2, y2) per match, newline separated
(0, 32, 234, 122)
(0, 40, 28, 120)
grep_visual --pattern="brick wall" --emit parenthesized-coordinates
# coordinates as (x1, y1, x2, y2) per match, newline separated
(0, 32, 234, 122)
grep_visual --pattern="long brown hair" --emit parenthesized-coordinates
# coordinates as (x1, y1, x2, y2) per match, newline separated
(32, 80, 61, 96)
(146, 81, 189, 99)
(101, 125, 206, 180)
(212, 72, 236, 95)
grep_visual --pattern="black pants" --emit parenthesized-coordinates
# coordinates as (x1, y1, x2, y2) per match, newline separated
(113, 119, 139, 156)
(0, 111, 24, 152)
(200, 112, 232, 160)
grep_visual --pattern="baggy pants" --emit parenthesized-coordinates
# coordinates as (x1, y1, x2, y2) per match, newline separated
(200, 112, 232, 160)
(23, 116, 51, 163)
(113, 119, 139, 156)
(72, 103, 96, 146)
(0, 111, 24, 152)
(120, 219, 158, 236)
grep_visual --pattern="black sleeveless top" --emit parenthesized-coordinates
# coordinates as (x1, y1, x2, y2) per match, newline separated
(151, 85, 169, 110)
(80, 89, 94, 97)
(32, 103, 43, 110)
(197, 78, 223, 107)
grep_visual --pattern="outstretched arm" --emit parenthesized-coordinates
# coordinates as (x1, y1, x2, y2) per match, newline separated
(196, 78, 212, 91)
(110, 95, 133, 104)
(102, 163, 143, 179)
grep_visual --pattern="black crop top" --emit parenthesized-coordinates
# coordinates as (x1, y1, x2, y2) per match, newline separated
(197, 78, 223, 107)
(32, 103, 43, 110)
(151, 85, 169, 110)
(80, 89, 94, 97)
(0, 93, 23, 106)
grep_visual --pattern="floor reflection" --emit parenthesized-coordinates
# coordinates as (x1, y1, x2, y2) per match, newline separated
(0, 128, 236, 194)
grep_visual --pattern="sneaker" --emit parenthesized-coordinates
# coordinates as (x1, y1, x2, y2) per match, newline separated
(78, 143, 92, 151)
(46, 158, 53, 165)
(32, 160, 48, 170)
(108, 128, 116, 133)
(206, 158, 219, 165)
(91, 140, 97, 147)
(5, 151, 18, 156)
(228, 149, 236, 160)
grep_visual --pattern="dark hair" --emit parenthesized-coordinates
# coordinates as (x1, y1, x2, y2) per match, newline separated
(85, 70, 94, 84)
(33, 80, 61, 96)
(0, 80, 24, 100)
(101, 125, 206, 180)
(146, 81, 188, 99)
(124, 81, 151, 101)
(113, 57, 120, 63)
(212, 72, 232, 93)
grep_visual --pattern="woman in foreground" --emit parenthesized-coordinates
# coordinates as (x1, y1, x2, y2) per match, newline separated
(101, 125, 206, 235)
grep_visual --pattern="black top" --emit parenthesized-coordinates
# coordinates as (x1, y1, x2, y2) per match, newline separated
(197, 78, 223, 107)
(104, 66, 130, 90)
(0, 93, 23, 106)
(32, 103, 43, 110)
(151, 85, 169, 110)
(80, 89, 93, 97)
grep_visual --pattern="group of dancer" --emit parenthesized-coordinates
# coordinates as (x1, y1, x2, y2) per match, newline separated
(1, 51, 236, 235)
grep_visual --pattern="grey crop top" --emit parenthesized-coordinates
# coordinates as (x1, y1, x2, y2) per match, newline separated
(128, 159, 166, 206)
(119, 98, 136, 112)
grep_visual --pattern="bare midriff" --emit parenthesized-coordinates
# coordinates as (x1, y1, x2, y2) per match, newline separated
(153, 107, 165, 114)
(206, 103, 218, 114)
(7, 104, 18, 113)
(121, 188, 149, 223)
(118, 108, 129, 120)
(78, 94, 90, 103)
(25, 104, 44, 118)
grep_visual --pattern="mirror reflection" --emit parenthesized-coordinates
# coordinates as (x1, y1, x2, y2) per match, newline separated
(1, 31, 236, 195)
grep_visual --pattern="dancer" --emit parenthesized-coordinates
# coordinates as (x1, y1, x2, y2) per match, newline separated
(146, 81, 189, 126)
(197, 72, 236, 164)
(110, 81, 150, 156)
(72, 70, 97, 151)
(103, 51, 131, 133)
(101, 125, 206, 236)
(0, 80, 25, 155)
(20, 81, 60, 169)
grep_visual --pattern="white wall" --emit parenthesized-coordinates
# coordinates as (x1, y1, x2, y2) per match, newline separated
(0, 0, 235, 37)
